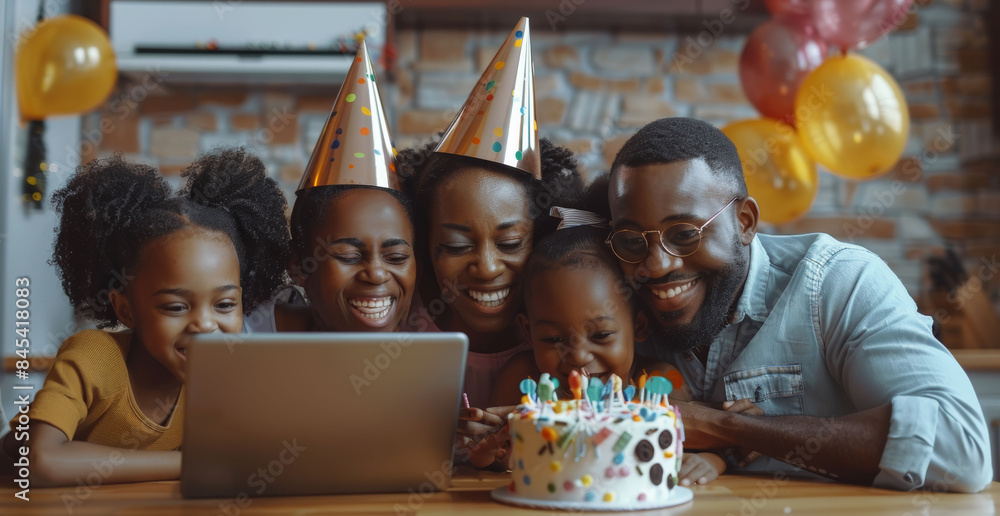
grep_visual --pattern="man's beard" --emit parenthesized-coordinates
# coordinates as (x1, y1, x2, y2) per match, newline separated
(646, 243, 749, 357)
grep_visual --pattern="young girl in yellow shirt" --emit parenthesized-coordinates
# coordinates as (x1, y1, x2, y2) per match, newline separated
(2, 149, 289, 486)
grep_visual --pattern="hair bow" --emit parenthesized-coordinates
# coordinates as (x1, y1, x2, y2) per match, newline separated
(549, 206, 608, 230)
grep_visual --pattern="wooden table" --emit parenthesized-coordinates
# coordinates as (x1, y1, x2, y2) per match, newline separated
(1, 470, 996, 515)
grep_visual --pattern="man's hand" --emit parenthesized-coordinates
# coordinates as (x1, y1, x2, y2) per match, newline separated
(682, 400, 893, 485)
(723, 399, 764, 467)
(675, 401, 737, 450)
(723, 399, 764, 416)
(676, 399, 766, 459)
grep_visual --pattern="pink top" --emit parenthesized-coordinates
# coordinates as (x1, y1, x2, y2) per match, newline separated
(401, 294, 530, 408)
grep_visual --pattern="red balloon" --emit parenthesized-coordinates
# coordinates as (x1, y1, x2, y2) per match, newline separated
(765, 0, 810, 16)
(810, 0, 915, 50)
(739, 15, 828, 124)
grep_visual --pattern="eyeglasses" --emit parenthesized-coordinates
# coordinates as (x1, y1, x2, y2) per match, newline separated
(605, 197, 741, 263)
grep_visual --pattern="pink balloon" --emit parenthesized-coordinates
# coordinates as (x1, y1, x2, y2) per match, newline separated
(739, 14, 828, 124)
(765, 0, 810, 17)
(810, 0, 915, 50)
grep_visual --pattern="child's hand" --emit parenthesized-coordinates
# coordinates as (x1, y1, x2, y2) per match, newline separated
(455, 406, 515, 469)
(464, 424, 511, 469)
(457, 407, 505, 439)
(723, 399, 764, 467)
(455, 407, 498, 467)
(679, 452, 726, 486)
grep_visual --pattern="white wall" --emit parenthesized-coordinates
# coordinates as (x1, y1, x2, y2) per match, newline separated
(0, 0, 82, 431)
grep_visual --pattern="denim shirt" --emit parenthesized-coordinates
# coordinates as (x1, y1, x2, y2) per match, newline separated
(640, 233, 993, 492)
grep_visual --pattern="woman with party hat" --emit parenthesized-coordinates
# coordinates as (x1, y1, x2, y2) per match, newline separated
(247, 41, 417, 333)
(397, 17, 584, 463)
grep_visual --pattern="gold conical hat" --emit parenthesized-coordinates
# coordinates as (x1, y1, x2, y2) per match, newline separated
(298, 41, 399, 191)
(433, 17, 540, 180)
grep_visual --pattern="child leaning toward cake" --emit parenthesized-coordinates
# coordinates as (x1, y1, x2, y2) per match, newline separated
(0, 149, 289, 487)
(469, 185, 761, 483)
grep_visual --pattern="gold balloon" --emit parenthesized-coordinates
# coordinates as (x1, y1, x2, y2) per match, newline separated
(722, 118, 819, 225)
(15, 15, 117, 120)
(794, 53, 908, 180)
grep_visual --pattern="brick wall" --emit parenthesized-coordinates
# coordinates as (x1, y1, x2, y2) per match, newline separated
(82, 0, 997, 347)
(80, 86, 343, 199)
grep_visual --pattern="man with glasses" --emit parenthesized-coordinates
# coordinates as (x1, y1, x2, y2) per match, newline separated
(606, 117, 991, 492)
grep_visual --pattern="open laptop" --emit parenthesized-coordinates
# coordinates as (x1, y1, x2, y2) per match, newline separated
(180, 332, 468, 499)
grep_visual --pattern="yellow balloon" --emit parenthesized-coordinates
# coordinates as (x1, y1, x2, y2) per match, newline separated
(794, 53, 908, 180)
(722, 118, 819, 225)
(15, 15, 117, 120)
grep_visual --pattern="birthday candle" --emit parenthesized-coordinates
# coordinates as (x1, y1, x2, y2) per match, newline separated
(611, 374, 625, 407)
(586, 377, 603, 413)
(623, 385, 636, 404)
(600, 378, 613, 413)
(519, 378, 538, 406)
(673, 404, 686, 443)
(569, 370, 582, 400)
(638, 370, 648, 405)
(538, 373, 556, 403)
(645, 376, 672, 409)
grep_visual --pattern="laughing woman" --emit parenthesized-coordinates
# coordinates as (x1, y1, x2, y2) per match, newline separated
(399, 138, 581, 403)
(285, 185, 415, 332)
(245, 42, 416, 334)
(397, 19, 583, 409)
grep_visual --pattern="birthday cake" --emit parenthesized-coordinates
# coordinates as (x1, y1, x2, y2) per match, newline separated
(494, 372, 688, 510)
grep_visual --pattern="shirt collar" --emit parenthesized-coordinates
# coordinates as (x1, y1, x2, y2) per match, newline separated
(731, 235, 770, 324)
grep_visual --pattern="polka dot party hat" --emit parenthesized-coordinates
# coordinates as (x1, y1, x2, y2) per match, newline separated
(297, 40, 399, 192)
(433, 17, 540, 180)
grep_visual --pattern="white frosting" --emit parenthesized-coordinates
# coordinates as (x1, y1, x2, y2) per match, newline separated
(506, 397, 684, 505)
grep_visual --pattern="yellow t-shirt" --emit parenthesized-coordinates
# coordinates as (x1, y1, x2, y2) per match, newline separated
(11, 329, 183, 451)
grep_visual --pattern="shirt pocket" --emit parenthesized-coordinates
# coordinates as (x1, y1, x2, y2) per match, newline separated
(723, 364, 804, 416)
